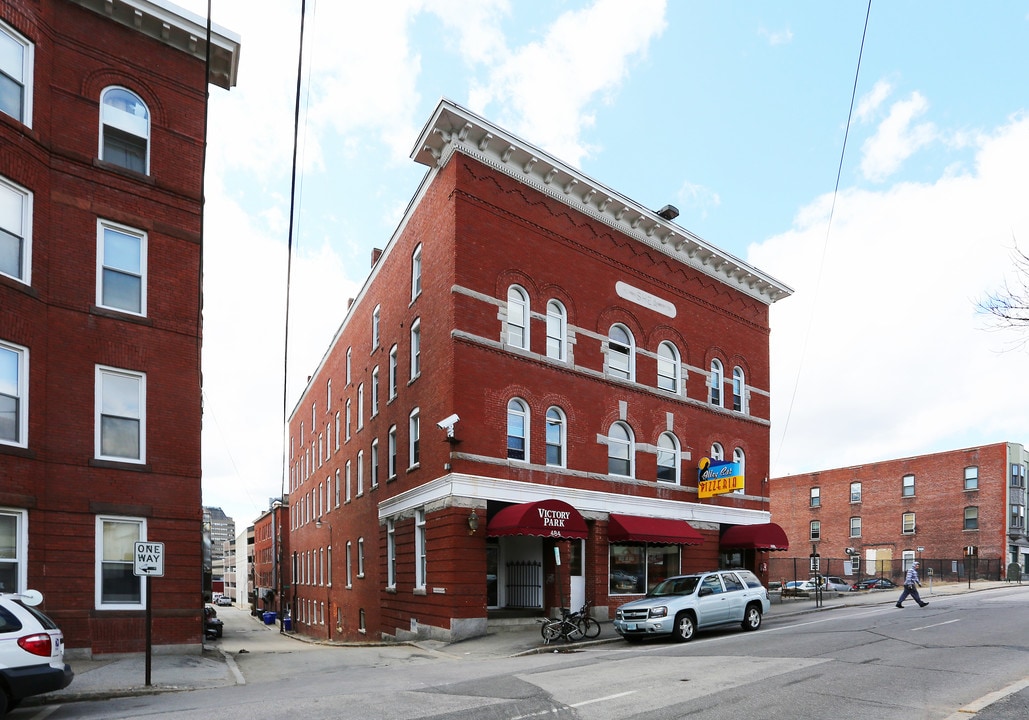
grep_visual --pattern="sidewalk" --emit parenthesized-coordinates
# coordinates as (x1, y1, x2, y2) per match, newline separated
(30, 579, 1024, 707)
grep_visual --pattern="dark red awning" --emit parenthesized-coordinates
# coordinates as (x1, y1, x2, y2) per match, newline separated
(487, 499, 588, 540)
(719, 523, 790, 551)
(608, 514, 704, 545)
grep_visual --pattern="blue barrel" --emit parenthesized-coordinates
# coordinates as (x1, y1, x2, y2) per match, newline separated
(283, 617, 292, 631)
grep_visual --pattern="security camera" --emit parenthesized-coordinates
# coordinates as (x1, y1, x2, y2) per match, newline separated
(436, 414, 459, 437)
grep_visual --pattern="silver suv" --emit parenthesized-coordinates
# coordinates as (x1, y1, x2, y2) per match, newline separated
(0, 591, 74, 714)
(613, 569, 770, 643)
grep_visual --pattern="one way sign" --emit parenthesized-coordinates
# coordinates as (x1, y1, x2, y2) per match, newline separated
(133, 542, 165, 577)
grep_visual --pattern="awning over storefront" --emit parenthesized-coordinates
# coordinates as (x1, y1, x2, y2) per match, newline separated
(720, 522, 790, 551)
(487, 499, 589, 540)
(607, 514, 704, 545)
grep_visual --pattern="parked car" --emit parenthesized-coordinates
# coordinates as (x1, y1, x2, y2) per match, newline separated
(215, 595, 232, 607)
(613, 569, 770, 643)
(782, 580, 817, 596)
(850, 577, 897, 591)
(0, 590, 74, 715)
(810, 576, 851, 592)
(204, 605, 223, 639)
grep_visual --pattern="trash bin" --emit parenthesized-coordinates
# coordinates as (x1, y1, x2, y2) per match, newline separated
(263, 611, 276, 625)
(283, 617, 292, 631)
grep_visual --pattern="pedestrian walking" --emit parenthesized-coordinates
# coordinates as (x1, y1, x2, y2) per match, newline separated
(896, 561, 928, 608)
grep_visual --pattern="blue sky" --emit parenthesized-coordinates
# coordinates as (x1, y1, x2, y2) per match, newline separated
(178, 0, 1029, 528)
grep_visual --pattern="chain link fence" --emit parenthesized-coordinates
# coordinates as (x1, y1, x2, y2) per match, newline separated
(768, 556, 1003, 588)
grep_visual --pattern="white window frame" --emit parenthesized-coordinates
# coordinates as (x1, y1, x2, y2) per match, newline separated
(356, 383, 364, 430)
(372, 307, 381, 349)
(99, 86, 150, 174)
(345, 460, 352, 503)
(408, 408, 420, 469)
(507, 398, 528, 462)
(0, 175, 32, 285)
(964, 466, 978, 491)
(0, 20, 33, 127)
(657, 432, 680, 484)
(809, 520, 820, 541)
(388, 345, 398, 400)
(388, 425, 397, 479)
(356, 450, 364, 496)
(346, 540, 353, 588)
(411, 243, 422, 301)
(357, 537, 365, 578)
(0, 340, 28, 447)
(709, 359, 724, 407)
(96, 219, 147, 317)
(345, 399, 351, 442)
(386, 519, 396, 587)
(0, 508, 28, 593)
(849, 516, 861, 537)
(545, 299, 566, 361)
(607, 325, 634, 381)
(370, 438, 379, 488)
(810, 487, 820, 507)
(732, 447, 746, 494)
(506, 285, 529, 349)
(902, 474, 915, 497)
(850, 481, 862, 503)
(334, 469, 340, 507)
(902, 512, 916, 534)
(607, 421, 634, 478)
(370, 366, 379, 416)
(95, 365, 146, 463)
(415, 509, 427, 589)
(732, 366, 746, 412)
(95, 515, 146, 610)
(410, 318, 421, 380)
(545, 406, 566, 468)
(346, 347, 352, 385)
(656, 341, 680, 394)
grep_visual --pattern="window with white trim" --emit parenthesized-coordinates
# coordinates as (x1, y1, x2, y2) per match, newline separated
(96, 515, 145, 609)
(0, 508, 27, 593)
(964, 466, 978, 491)
(732, 366, 746, 412)
(345, 399, 351, 442)
(388, 425, 397, 479)
(370, 366, 379, 417)
(851, 481, 862, 503)
(334, 412, 340, 450)
(334, 469, 340, 507)
(356, 450, 364, 496)
(657, 432, 679, 483)
(346, 347, 352, 385)
(372, 307, 380, 349)
(507, 399, 528, 461)
(97, 220, 146, 316)
(410, 318, 421, 380)
(607, 325, 634, 381)
(408, 408, 420, 468)
(656, 341, 680, 393)
(0, 21, 33, 126)
(346, 540, 352, 587)
(100, 87, 149, 174)
(963, 506, 978, 530)
(849, 516, 861, 537)
(902, 512, 915, 534)
(710, 442, 724, 462)
(370, 439, 379, 488)
(415, 509, 426, 589)
(902, 474, 915, 497)
(388, 345, 398, 400)
(810, 487, 820, 507)
(732, 447, 746, 494)
(607, 421, 634, 477)
(0, 176, 31, 284)
(357, 537, 365, 577)
(507, 286, 529, 349)
(386, 519, 396, 587)
(411, 243, 422, 300)
(345, 460, 352, 503)
(809, 520, 820, 541)
(545, 300, 566, 360)
(356, 383, 364, 430)
(545, 406, 566, 467)
(709, 359, 723, 407)
(0, 341, 28, 447)
(95, 366, 145, 462)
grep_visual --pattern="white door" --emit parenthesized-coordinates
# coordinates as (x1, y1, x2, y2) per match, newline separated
(569, 540, 585, 611)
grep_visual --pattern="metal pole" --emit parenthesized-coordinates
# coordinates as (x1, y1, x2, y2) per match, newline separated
(145, 577, 152, 686)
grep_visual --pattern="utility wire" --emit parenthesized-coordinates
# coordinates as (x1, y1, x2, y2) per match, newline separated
(774, 0, 872, 469)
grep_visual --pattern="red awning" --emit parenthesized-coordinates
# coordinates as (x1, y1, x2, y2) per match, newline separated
(487, 499, 588, 540)
(719, 523, 790, 551)
(608, 514, 704, 545)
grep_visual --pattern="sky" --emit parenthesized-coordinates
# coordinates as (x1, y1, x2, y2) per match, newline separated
(179, 0, 1029, 529)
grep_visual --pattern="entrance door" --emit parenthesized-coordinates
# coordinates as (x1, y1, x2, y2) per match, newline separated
(569, 540, 585, 611)
(486, 541, 499, 609)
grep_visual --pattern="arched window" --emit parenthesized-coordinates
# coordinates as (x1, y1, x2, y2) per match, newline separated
(732, 366, 746, 412)
(733, 447, 746, 494)
(545, 406, 566, 467)
(607, 422, 634, 477)
(607, 325, 634, 381)
(709, 359, 723, 407)
(100, 87, 149, 174)
(657, 432, 680, 483)
(545, 300, 567, 361)
(657, 341, 680, 393)
(507, 285, 529, 349)
(710, 442, 724, 462)
(507, 398, 528, 461)
(411, 243, 422, 300)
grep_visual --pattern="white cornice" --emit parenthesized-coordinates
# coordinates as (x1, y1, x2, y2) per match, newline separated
(412, 99, 792, 306)
(69, 0, 240, 89)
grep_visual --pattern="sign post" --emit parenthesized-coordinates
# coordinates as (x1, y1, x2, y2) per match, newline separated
(133, 541, 165, 686)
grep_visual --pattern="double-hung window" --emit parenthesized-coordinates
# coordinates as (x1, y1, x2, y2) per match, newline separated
(709, 359, 723, 407)
(410, 319, 421, 380)
(545, 300, 566, 360)
(0, 509, 27, 593)
(408, 408, 420, 468)
(607, 422, 634, 477)
(656, 432, 679, 483)
(414, 509, 426, 589)
(411, 244, 422, 300)
(507, 399, 528, 461)
(97, 220, 146, 315)
(656, 342, 679, 393)
(732, 366, 746, 412)
(0, 341, 28, 447)
(507, 286, 529, 349)
(95, 366, 145, 463)
(545, 407, 566, 467)
(100, 87, 149, 174)
(0, 21, 32, 126)
(96, 515, 145, 609)
(607, 325, 634, 380)
(0, 176, 31, 284)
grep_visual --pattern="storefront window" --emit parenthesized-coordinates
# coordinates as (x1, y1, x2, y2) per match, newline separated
(609, 543, 680, 595)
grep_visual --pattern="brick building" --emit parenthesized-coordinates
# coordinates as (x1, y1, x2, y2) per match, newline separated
(252, 500, 289, 618)
(769, 442, 1029, 581)
(0, 0, 237, 655)
(285, 99, 792, 643)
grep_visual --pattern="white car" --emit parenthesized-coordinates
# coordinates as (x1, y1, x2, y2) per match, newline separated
(0, 591, 74, 715)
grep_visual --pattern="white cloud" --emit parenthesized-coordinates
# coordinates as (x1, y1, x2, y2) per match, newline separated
(854, 79, 892, 124)
(758, 26, 793, 46)
(676, 180, 721, 220)
(467, 0, 668, 167)
(752, 115, 1029, 478)
(859, 91, 937, 182)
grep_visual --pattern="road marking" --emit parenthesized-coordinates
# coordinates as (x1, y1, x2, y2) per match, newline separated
(510, 691, 637, 719)
(25, 706, 61, 720)
(942, 676, 1029, 720)
(911, 619, 960, 632)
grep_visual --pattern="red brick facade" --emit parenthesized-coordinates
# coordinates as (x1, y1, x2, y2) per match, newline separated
(0, 0, 237, 655)
(286, 100, 792, 643)
(769, 443, 1028, 578)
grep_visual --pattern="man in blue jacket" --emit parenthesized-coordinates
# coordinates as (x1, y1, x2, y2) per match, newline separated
(896, 561, 928, 608)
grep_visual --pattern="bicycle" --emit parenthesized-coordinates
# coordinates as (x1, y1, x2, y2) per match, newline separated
(577, 601, 601, 639)
(539, 602, 600, 643)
